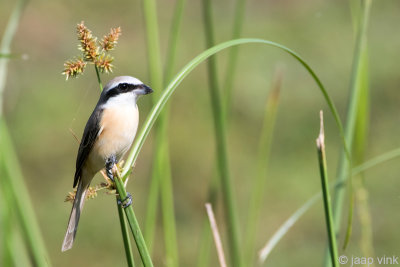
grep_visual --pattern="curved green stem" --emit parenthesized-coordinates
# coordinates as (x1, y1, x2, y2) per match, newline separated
(122, 38, 349, 180)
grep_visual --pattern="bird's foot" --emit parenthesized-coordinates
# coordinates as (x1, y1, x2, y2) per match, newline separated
(117, 193, 133, 208)
(105, 154, 117, 182)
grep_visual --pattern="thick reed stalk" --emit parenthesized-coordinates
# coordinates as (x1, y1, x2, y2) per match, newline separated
(141, 1, 183, 265)
(198, 1, 246, 264)
(117, 198, 135, 267)
(114, 173, 154, 267)
(201, 1, 243, 266)
(317, 111, 338, 267)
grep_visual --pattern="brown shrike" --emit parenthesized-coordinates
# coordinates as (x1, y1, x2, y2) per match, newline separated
(62, 76, 153, 251)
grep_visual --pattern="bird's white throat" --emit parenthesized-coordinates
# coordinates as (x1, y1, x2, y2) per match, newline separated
(102, 92, 138, 109)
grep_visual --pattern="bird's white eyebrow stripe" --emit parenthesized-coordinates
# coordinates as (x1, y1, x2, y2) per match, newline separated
(103, 76, 143, 91)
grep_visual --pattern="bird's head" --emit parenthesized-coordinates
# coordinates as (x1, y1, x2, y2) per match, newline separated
(100, 76, 153, 106)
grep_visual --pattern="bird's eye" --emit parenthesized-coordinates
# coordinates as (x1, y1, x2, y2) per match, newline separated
(119, 83, 129, 90)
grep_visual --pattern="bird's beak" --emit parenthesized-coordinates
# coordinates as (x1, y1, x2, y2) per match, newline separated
(136, 85, 153, 96)
(143, 85, 153, 95)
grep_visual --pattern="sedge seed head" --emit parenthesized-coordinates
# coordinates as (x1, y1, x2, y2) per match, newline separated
(100, 27, 121, 51)
(96, 53, 114, 73)
(63, 22, 121, 80)
(76, 21, 99, 62)
(62, 58, 87, 80)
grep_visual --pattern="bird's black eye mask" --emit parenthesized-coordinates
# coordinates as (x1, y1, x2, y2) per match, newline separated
(103, 83, 143, 100)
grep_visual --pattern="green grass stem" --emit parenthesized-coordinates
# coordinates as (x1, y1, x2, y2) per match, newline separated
(116, 198, 135, 267)
(142, 0, 164, 97)
(201, 0, 243, 266)
(0, 1, 50, 265)
(326, 1, 372, 263)
(245, 68, 282, 264)
(347, 0, 372, 254)
(0, 119, 51, 267)
(0, 173, 14, 267)
(198, 1, 246, 264)
(94, 65, 103, 92)
(164, 0, 186, 84)
(114, 172, 154, 267)
(157, 1, 186, 265)
(223, 0, 246, 112)
(141, 1, 183, 265)
(316, 111, 338, 267)
(0, 0, 27, 115)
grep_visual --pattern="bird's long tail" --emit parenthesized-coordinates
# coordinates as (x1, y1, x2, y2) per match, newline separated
(61, 181, 89, 252)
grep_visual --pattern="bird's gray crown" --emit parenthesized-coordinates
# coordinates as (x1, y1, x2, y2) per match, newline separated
(103, 76, 143, 92)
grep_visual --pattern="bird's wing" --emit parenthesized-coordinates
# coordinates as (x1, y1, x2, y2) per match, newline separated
(73, 107, 103, 188)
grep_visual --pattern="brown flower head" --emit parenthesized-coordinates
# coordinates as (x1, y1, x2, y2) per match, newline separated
(63, 22, 121, 80)
(96, 54, 114, 74)
(100, 27, 121, 51)
(65, 186, 99, 203)
(76, 21, 99, 62)
(62, 58, 87, 80)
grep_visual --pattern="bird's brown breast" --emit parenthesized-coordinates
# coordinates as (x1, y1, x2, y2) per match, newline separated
(87, 105, 139, 172)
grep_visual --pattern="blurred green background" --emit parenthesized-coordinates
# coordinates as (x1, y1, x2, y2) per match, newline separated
(1, 0, 400, 266)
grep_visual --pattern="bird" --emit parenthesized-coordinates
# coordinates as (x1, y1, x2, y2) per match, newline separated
(62, 76, 153, 252)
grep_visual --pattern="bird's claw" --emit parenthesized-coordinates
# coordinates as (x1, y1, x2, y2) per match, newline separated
(117, 193, 133, 208)
(105, 155, 117, 182)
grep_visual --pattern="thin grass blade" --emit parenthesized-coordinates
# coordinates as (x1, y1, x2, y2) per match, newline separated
(316, 111, 338, 267)
(245, 68, 282, 264)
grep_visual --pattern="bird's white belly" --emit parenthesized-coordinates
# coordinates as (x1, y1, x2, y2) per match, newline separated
(87, 105, 139, 173)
